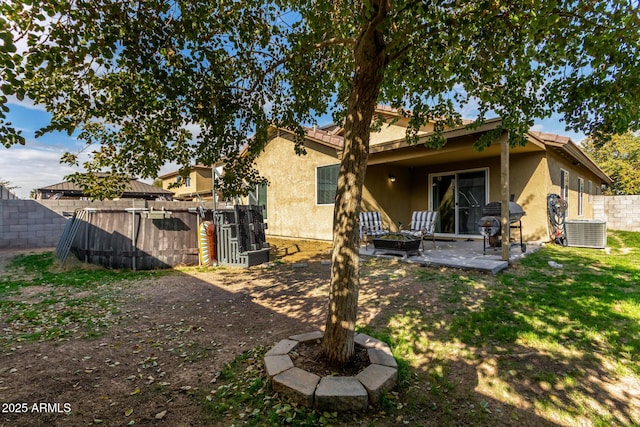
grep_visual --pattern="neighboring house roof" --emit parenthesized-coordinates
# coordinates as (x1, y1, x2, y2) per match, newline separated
(37, 178, 173, 199)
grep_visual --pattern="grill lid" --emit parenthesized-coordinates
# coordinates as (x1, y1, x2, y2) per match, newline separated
(481, 201, 526, 221)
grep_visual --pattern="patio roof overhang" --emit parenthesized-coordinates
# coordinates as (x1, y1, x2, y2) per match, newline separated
(363, 118, 545, 168)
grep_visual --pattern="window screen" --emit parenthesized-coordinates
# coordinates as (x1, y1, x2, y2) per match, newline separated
(317, 164, 339, 205)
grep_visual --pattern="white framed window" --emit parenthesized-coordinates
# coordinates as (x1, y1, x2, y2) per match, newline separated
(316, 164, 340, 205)
(578, 178, 584, 216)
(561, 169, 569, 201)
(587, 180, 593, 203)
(256, 183, 268, 219)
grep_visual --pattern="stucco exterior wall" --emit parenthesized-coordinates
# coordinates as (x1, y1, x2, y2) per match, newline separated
(545, 150, 604, 220)
(369, 117, 435, 146)
(161, 167, 213, 200)
(361, 147, 605, 243)
(193, 169, 213, 198)
(362, 164, 412, 230)
(255, 127, 611, 244)
(506, 152, 550, 241)
(254, 135, 338, 240)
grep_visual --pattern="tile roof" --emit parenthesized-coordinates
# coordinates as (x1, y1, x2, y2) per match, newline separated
(305, 126, 344, 148)
(38, 178, 173, 196)
(529, 131, 572, 144)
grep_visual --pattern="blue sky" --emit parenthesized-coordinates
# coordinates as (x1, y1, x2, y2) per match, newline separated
(1, 97, 586, 199)
(1, 99, 179, 199)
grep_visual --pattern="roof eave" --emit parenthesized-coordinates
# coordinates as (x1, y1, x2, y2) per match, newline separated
(528, 132, 613, 185)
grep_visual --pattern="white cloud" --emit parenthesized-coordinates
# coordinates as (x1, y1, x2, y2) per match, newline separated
(6, 94, 47, 112)
(0, 145, 84, 199)
(1, 143, 183, 199)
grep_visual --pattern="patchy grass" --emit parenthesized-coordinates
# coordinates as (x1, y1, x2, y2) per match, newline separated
(202, 346, 342, 426)
(1, 231, 638, 426)
(206, 230, 639, 426)
(0, 252, 167, 344)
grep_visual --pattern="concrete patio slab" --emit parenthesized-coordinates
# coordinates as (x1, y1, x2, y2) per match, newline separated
(360, 239, 540, 274)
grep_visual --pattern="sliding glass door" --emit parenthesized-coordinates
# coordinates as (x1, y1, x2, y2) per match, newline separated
(431, 169, 487, 236)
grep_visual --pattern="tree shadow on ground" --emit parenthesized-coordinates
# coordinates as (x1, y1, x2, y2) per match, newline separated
(0, 253, 330, 427)
(359, 245, 639, 426)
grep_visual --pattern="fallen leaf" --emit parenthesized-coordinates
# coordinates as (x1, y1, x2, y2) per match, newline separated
(155, 410, 167, 419)
(125, 408, 134, 417)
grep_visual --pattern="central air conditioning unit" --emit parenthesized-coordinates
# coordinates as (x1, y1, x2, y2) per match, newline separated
(565, 220, 607, 249)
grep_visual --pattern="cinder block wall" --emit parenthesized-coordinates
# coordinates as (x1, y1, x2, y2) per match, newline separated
(0, 200, 68, 249)
(0, 199, 211, 250)
(593, 195, 640, 232)
(2, 197, 637, 250)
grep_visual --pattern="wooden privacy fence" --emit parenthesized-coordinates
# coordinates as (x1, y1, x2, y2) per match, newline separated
(67, 207, 211, 270)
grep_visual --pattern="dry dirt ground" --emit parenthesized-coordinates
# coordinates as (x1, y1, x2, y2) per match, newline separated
(0, 239, 338, 427)
(0, 239, 638, 426)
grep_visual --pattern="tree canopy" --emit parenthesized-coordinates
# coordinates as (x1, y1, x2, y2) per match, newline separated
(0, 178, 17, 190)
(2, 0, 639, 364)
(2, 1, 638, 192)
(583, 132, 640, 195)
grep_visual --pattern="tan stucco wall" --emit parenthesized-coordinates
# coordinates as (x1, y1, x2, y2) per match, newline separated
(161, 168, 213, 200)
(503, 152, 550, 242)
(254, 135, 338, 240)
(256, 130, 608, 244)
(362, 164, 413, 230)
(369, 118, 434, 146)
(193, 169, 213, 197)
(361, 150, 562, 242)
(545, 150, 603, 220)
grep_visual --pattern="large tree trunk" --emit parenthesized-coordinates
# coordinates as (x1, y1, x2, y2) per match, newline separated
(322, 0, 389, 365)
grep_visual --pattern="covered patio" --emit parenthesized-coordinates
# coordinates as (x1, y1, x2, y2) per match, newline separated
(360, 238, 540, 274)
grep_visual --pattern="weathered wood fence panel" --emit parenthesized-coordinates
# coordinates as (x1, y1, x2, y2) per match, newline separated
(70, 208, 209, 270)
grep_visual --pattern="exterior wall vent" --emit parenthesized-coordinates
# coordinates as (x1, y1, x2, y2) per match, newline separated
(565, 220, 607, 249)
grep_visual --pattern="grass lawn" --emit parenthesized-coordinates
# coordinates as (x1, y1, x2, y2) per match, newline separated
(0, 231, 638, 426)
(211, 231, 640, 426)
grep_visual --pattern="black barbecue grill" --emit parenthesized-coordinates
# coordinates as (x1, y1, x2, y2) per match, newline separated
(477, 201, 526, 255)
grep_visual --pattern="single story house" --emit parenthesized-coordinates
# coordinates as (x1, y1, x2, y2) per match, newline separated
(36, 177, 174, 200)
(253, 106, 612, 243)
